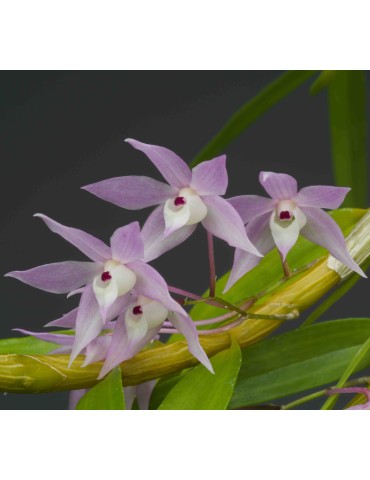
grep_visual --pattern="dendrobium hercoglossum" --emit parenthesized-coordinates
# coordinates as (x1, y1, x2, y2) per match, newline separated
(5, 215, 212, 373)
(225, 171, 366, 291)
(82, 139, 262, 261)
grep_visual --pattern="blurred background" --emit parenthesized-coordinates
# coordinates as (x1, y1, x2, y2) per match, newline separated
(0, 71, 369, 409)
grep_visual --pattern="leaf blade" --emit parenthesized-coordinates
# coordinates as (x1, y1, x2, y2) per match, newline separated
(229, 318, 370, 409)
(191, 70, 316, 166)
(158, 340, 241, 409)
(76, 367, 125, 410)
(328, 71, 368, 207)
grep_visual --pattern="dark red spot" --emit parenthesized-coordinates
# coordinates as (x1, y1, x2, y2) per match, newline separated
(133, 305, 143, 315)
(174, 196, 186, 206)
(279, 211, 291, 220)
(101, 271, 112, 282)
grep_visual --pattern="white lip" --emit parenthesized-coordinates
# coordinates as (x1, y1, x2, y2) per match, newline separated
(93, 260, 137, 317)
(125, 296, 169, 342)
(163, 187, 208, 232)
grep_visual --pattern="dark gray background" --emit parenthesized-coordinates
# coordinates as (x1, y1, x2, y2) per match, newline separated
(1, 71, 369, 409)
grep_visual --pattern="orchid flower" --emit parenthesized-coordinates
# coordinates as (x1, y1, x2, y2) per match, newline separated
(82, 139, 262, 261)
(5, 215, 211, 373)
(20, 294, 213, 378)
(225, 171, 366, 291)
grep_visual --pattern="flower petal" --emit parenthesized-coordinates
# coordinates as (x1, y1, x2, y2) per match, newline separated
(82, 176, 176, 210)
(224, 212, 274, 291)
(98, 312, 162, 379)
(201, 195, 262, 255)
(110, 221, 144, 264)
(141, 205, 197, 262)
(69, 389, 88, 410)
(46, 308, 78, 328)
(269, 210, 301, 260)
(259, 171, 298, 200)
(135, 380, 157, 410)
(300, 207, 366, 277)
(14, 329, 75, 346)
(83, 335, 112, 366)
(168, 312, 213, 373)
(294, 185, 350, 209)
(69, 284, 104, 365)
(190, 155, 228, 195)
(125, 138, 192, 188)
(128, 260, 183, 314)
(35, 214, 111, 262)
(227, 195, 275, 223)
(5, 261, 101, 294)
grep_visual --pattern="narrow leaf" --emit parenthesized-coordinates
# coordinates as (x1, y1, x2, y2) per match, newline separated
(321, 329, 370, 410)
(158, 341, 241, 409)
(0, 335, 58, 355)
(229, 318, 370, 409)
(76, 367, 125, 410)
(191, 70, 316, 166)
(310, 70, 337, 95)
(328, 71, 368, 207)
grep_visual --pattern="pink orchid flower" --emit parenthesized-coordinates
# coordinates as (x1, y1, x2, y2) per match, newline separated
(83, 139, 262, 262)
(225, 171, 366, 291)
(6, 215, 212, 373)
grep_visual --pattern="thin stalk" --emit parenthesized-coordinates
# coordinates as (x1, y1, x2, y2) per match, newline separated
(281, 389, 327, 410)
(321, 332, 370, 410)
(279, 252, 291, 278)
(207, 232, 216, 297)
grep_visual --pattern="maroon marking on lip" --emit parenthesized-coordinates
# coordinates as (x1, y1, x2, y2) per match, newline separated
(101, 271, 112, 281)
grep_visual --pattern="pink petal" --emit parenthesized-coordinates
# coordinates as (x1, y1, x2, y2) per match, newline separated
(125, 138, 192, 188)
(69, 389, 88, 409)
(45, 308, 78, 328)
(294, 185, 350, 209)
(110, 221, 144, 264)
(5, 261, 101, 294)
(69, 284, 104, 365)
(135, 380, 157, 410)
(300, 207, 366, 277)
(35, 214, 111, 263)
(168, 312, 213, 373)
(190, 155, 228, 195)
(83, 335, 112, 366)
(201, 195, 262, 256)
(98, 313, 162, 379)
(14, 329, 75, 346)
(123, 386, 137, 410)
(128, 260, 183, 314)
(259, 171, 298, 200)
(227, 195, 275, 223)
(141, 205, 197, 262)
(82, 176, 176, 210)
(224, 212, 274, 291)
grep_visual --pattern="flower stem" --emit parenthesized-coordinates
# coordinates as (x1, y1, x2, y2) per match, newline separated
(207, 232, 216, 297)
(281, 389, 327, 410)
(279, 252, 291, 278)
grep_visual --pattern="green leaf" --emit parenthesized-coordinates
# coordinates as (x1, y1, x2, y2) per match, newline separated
(0, 335, 58, 355)
(310, 70, 337, 95)
(328, 71, 368, 207)
(190, 208, 366, 321)
(190, 71, 316, 167)
(158, 341, 242, 409)
(76, 367, 125, 410)
(229, 318, 370, 409)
